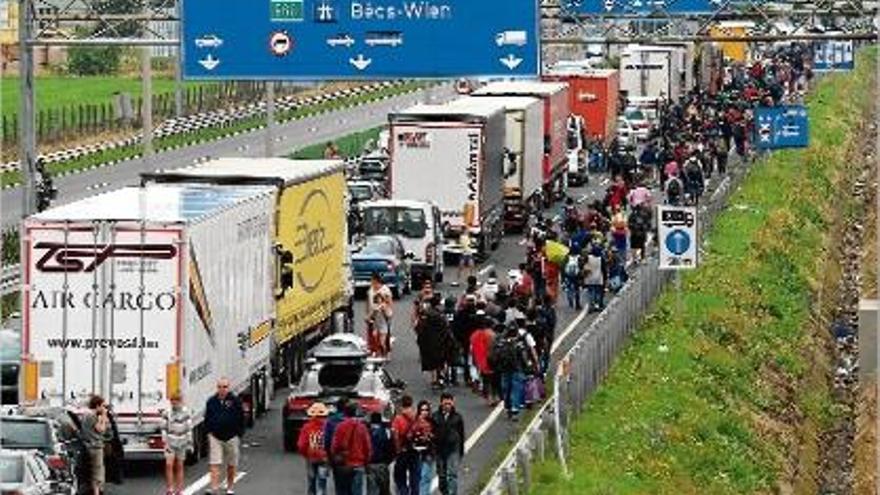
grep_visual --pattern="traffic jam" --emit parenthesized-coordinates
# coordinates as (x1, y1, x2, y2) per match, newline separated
(1, 38, 817, 495)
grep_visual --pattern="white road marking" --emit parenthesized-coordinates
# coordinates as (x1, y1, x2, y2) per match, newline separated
(478, 264, 495, 277)
(182, 471, 246, 495)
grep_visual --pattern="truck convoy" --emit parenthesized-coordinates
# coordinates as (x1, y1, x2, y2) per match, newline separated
(471, 81, 571, 206)
(387, 97, 506, 259)
(21, 158, 351, 461)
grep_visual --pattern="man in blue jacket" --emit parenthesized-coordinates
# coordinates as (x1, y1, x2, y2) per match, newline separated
(205, 377, 244, 495)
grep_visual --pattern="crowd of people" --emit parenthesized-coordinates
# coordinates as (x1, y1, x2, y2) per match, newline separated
(296, 392, 464, 495)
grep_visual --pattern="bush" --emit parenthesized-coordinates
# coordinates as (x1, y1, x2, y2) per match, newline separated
(67, 45, 122, 75)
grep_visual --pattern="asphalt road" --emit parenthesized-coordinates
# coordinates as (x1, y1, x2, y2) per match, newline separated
(0, 84, 455, 229)
(108, 170, 640, 495)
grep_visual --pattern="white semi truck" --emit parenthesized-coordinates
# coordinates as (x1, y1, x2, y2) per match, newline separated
(21, 184, 277, 460)
(388, 97, 506, 259)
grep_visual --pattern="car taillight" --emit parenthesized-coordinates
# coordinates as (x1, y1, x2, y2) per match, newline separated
(147, 435, 165, 450)
(425, 243, 434, 264)
(46, 455, 66, 470)
(287, 397, 312, 411)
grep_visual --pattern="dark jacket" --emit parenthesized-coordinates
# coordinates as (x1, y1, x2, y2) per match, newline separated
(431, 408, 465, 458)
(204, 393, 244, 441)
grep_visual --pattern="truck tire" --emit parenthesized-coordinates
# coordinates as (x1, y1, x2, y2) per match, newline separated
(282, 412, 297, 453)
(185, 425, 205, 466)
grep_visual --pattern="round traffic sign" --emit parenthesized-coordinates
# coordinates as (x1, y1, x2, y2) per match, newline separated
(665, 229, 691, 256)
(269, 31, 293, 57)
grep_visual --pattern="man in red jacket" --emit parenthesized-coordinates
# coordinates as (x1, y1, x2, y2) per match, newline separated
(297, 402, 330, 495)
(329, 402, 372, 495)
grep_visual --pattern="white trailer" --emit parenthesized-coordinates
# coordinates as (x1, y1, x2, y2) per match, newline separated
(21, 184, 276, 461)
(388, 97, 506, 257)
(620, 45, 685, 102)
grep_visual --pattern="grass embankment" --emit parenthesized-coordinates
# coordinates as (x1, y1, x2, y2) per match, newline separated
(0, 76, 200, 117)
(529, 50, 877, 494)
(0, 82, 425, 187)
(290, 126, 382, 159)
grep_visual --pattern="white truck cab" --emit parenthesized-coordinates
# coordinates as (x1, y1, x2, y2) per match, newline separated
(359, 199, 444, 287)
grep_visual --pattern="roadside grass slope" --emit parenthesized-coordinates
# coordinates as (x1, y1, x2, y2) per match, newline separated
(529, 49, 877, 495)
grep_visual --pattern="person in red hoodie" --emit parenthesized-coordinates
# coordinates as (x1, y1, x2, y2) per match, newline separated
(329, 402, 372, 495)
(470, 318, 499, 405)
(297, 402, 330, 495)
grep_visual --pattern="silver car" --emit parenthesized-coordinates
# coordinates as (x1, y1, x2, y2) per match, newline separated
(0, 449, 73, 494)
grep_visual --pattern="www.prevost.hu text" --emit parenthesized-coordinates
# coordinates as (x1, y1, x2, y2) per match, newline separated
(350, 1, 453, 20)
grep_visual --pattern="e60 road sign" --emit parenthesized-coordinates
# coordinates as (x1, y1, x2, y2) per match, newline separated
(754, 105, 809, 150)
(182, 0, 539, 79)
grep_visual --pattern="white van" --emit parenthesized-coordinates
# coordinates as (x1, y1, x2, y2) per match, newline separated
(359, 199, 444, 287)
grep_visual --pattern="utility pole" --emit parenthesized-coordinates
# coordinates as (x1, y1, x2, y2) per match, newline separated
(264, 81, 276, 157)
(174, 0, 183, 117)
(18, 0, 36, 219)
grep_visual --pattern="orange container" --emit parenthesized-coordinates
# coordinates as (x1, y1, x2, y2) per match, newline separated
(544, 69, 619, 145)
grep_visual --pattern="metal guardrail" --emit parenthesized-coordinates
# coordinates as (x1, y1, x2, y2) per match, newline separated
(0, 81, 408, 175)
(480, 155, 752, 495)
(1, 264, 20, 297)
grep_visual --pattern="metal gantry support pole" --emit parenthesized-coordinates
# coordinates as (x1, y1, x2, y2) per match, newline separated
(141, 45, 154, 171)
(174, 0, 183, 118)
(265, 81, 276, 157)
(18, 0, 36, 219)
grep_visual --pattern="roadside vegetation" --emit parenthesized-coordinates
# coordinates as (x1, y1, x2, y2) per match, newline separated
(0, 81, 425, 187)
(290, 126, 383, 159)
(528, 49, 877, 494)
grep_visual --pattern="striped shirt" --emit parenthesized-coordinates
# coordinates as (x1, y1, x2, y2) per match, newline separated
(163, 406, 194, 451)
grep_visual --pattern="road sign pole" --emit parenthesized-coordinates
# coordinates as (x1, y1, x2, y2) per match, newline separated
(141, 45, 154, 171)
(265, 81, 276, 157)
(174, 0, 183, 118)
(18, 0, 36, 219)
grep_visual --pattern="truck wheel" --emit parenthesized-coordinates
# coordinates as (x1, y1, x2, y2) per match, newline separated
(242, 393, 255, 428)
(185, 425, 202, 466)
(282, 414, 297, 453)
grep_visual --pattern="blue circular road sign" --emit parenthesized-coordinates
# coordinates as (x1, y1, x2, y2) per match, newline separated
(665, 229, 691, 256)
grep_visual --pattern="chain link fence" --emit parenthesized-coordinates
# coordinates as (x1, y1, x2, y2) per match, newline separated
(481, 153, 755, 495)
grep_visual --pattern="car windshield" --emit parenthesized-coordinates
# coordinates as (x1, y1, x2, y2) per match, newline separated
(362, 207, 427, 238)
(359, 160, 385, 172)
(0, 420, 51, 449)
(317, 362, 366, 392)
(625, 109, 646, 121)
(360, 238, 396, 256)
(349, 185, 373, 202)
(0, 455, 23, 483)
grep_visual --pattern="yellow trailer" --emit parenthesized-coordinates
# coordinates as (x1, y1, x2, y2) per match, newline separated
(710, 21, 754, 63)
(143, 158, 352, 385)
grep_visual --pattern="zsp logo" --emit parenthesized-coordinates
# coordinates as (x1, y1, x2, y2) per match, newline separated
(294, 189, 336, 293)
(34, 242, 178, 273)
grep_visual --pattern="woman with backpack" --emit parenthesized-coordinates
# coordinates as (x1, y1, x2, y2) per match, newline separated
(563, 252, 583, 310)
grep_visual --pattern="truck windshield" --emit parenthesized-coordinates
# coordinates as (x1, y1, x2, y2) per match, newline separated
(362, 207, 427, 239)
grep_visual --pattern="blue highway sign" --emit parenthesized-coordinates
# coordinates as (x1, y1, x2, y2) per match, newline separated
(754, 105, 810, 150)
(182, 0, 539, 79)
(813, 40, 855, 71)
(665, 229, 691, 256)
(657, 206, 697, 270)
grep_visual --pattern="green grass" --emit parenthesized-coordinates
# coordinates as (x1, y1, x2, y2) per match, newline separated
(0, 76, 207, 117)
(290, 126, 382, 159)
(0, 81, 426, 187)
(528, 49, 877, 495)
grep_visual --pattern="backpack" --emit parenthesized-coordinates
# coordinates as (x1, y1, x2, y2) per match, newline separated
(564, 255, 580, 278)
(666, 177, 682, 198)
(369, 424, 394, 464)
(488, 334, 519, 373)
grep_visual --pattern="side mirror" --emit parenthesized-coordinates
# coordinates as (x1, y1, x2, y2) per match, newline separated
(275, 245, 295, 298)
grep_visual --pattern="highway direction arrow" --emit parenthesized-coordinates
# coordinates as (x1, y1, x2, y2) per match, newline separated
(198, 54, 221, 70)
(182, 0, 539, 79)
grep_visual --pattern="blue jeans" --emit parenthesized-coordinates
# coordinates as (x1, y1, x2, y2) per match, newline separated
(419, 456, 435, 495)
(306, 461, 329, 495)
(393, 454, 420, 495)
(587, 284, 604, 310)
(500, 371, 525, 414)
(333, 466, 365, 495)
(564, 279, 581, 309)
(437, 451, 460, 495)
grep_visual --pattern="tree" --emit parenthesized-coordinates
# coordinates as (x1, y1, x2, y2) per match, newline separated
(67, 44, 122, 75)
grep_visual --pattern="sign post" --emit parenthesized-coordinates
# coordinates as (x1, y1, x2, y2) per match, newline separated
(754, 105, 810, 150)
(182, 0, 539, 79)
